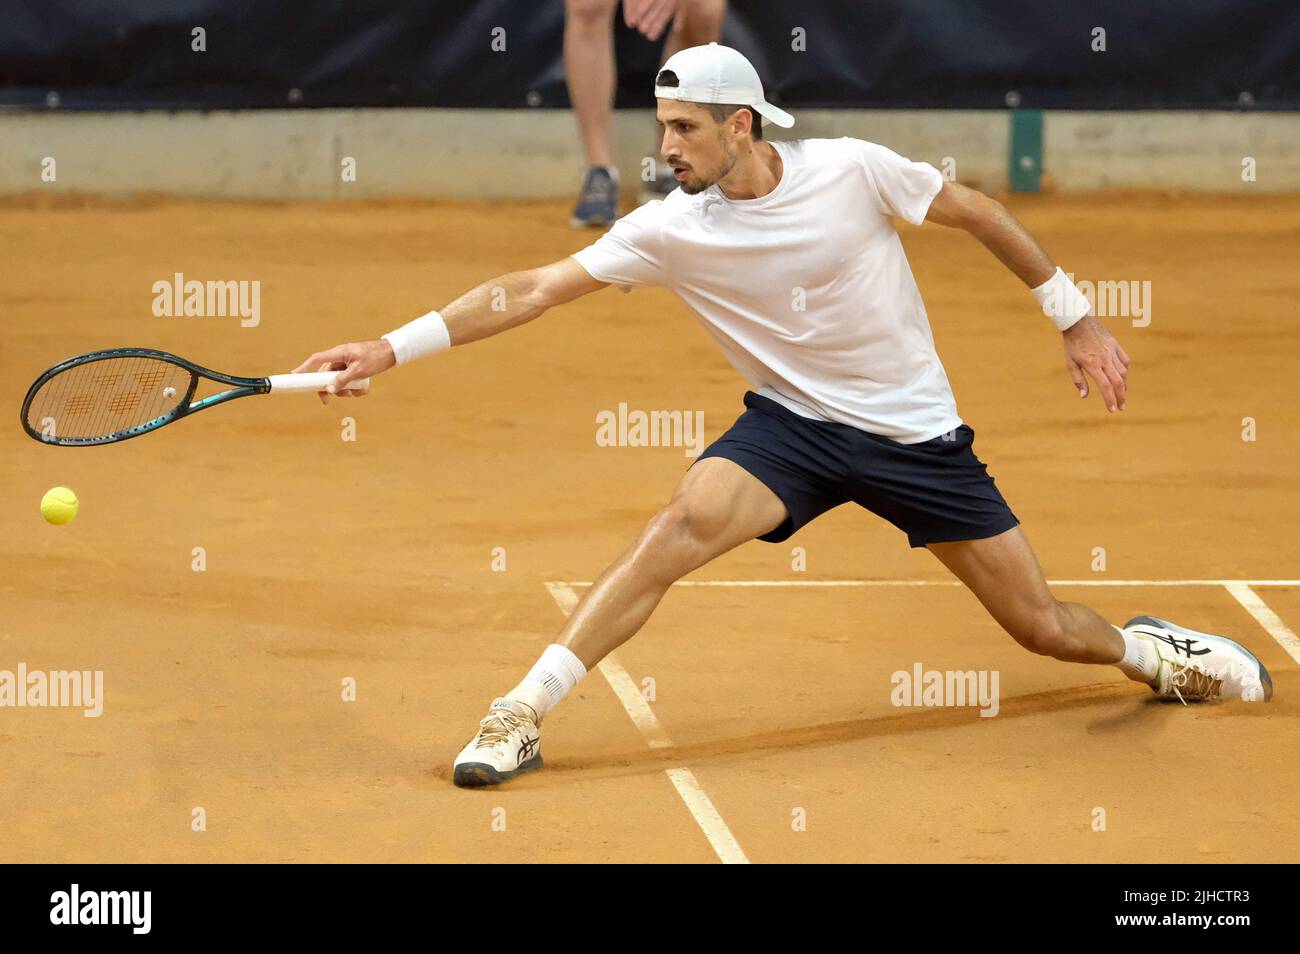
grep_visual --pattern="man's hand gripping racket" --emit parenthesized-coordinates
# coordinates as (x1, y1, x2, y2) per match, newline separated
(291, 339, 396, 405)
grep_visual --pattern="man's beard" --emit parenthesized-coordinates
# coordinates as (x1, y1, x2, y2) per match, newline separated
(680, 143, 737, 195)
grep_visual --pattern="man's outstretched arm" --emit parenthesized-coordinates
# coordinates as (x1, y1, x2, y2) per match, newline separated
(292, 256, 607, 403)
(924, 180, 1130, 413)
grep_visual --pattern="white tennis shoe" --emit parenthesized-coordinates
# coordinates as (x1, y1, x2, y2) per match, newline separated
(1124, 616, 1273, 703)
(453, 698, 543, 787)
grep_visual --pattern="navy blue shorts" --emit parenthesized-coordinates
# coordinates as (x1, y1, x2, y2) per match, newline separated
(696, 392, 1020, 547)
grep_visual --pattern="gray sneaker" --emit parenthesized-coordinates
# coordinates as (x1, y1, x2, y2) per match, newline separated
(570, 166, 619, 228)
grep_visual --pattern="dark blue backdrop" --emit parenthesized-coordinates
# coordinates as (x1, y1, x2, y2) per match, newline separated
(1, 1, 1296, 110)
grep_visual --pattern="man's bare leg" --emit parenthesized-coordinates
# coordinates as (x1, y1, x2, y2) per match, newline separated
(926, 527, 1158, 679)
(660, 0, 726, 64)
(508, 457, 787, 717)
(926, 526, 1279, 703)
(558, 456, 786, 667)
(453, 457, 784, 786)
(927, 527, 1123, 662)
(564, 0, 618, 169)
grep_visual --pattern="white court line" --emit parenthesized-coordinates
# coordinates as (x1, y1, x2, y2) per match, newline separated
(1224, 583, 1300, 664)
(543, 582, 750, 865)
(560, 579, 1300, 588)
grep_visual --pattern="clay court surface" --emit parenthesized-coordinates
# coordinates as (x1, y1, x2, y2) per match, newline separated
(3, 190, 1298, 863)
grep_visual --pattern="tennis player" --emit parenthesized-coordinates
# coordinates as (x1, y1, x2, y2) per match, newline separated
(295, 43, 1273, 787)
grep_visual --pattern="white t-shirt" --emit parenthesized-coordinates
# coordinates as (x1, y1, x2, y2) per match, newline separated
(571, 137, 960, 443)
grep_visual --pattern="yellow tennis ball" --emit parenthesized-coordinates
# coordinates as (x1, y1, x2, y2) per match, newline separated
(40, 486, 79, 525)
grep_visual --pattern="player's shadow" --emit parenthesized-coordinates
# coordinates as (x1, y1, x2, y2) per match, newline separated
(443, 681, 1173, 789)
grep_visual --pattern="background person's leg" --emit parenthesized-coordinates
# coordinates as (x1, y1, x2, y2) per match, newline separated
(564, 0, 621, 226)
(564, 0, 619, 169)
(926, 526, 1125, 664)
(660, 0, 726, 65)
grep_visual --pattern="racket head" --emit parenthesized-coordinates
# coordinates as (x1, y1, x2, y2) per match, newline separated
(21, 348, 222, 446)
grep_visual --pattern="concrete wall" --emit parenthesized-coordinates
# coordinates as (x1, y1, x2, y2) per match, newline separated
(0, 108, 1293, 199)
(1044, 112, 1297, 191)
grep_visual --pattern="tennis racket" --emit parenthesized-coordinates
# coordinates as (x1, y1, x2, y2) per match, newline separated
(20, 347, 370, 446)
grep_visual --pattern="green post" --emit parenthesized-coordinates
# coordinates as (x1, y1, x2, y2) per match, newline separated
(1009, 109, 1043, 193)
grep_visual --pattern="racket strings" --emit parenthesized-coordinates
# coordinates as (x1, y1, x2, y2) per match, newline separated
(26, 356, 192, 441)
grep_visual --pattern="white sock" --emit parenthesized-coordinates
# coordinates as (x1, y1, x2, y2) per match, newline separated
(1115, 626, 1159, 683)
(506, 644, 587, 723)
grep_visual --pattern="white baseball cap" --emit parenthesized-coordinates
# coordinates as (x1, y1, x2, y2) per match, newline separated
(654, 42, 794, 129)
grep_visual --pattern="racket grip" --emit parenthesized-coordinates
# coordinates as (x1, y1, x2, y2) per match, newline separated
(267, 372, 371, 394)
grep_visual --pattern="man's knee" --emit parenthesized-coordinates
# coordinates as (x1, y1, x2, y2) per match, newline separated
(1007, 601, 1075, 658)
(633, 499, 731, 573)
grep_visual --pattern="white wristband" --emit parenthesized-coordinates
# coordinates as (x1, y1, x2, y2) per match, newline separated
(1030, 267, 1091, 332)
(381, 309, 451, 365)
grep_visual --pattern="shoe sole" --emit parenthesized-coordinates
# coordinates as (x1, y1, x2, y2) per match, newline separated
(1125, 615, 1273, 701)
(453, 754, 543, 788)
(569, 216, 614, 229)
